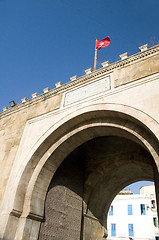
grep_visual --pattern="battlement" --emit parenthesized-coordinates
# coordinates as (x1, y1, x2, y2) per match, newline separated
(1, 43, 159, 117)
(1, 42, 159, 240)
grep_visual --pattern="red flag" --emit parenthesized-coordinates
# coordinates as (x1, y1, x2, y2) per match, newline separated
(96, 36, 111, 50)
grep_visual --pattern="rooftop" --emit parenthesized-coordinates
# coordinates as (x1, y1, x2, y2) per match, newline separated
(1, 44, 159, 117)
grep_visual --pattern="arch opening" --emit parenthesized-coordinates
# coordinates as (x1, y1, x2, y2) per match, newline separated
(3, 106, 159, 240)
(38, 135, 155, 240)
(106, 180, 158, 240)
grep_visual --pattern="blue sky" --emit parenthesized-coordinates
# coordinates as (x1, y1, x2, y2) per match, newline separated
(0, 0, 157, 192)
(126, 181, 154, 194)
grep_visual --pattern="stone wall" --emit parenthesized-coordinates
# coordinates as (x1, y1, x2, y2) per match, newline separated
(0, 44, 159, 240)
(0, 93, 62, 205)
(114, 52, 159, 87)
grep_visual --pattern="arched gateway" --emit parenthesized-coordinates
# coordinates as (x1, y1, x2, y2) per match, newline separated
(0, 44, 159, 240)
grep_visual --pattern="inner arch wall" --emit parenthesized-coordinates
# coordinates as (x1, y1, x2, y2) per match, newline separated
(1, 104, 159, 240)
(0, 45, 159, 239)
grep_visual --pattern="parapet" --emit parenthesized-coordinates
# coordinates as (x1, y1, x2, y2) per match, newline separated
(1, 44, 159, 115)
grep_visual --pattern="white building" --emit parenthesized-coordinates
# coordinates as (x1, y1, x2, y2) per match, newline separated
(107, 185, 159, 240)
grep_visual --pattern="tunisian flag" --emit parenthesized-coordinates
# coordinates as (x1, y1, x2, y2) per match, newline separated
(96, 36, 111, 50)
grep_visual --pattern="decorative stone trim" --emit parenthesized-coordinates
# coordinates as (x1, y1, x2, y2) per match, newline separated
(84, 68, 93, 75)
(0, 44, 159, 116)
(70, 75, 78, 81)
(27, 212, 43, 222)
(10, 209, 22, 218)
(120, 52, 129, 60)
(32, 92, 39, 98)
(3, 106, 9, 112)
(43, 87, 50, 93)
(21, 97, 28, 103)
(101, 60, 110, 67)
(139, 44, 149, 52)
(55, 81, 63, 88)
(64, 76, 111, 106)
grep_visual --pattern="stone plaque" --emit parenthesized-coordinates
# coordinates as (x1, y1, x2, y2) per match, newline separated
(64, 76, 111, 106)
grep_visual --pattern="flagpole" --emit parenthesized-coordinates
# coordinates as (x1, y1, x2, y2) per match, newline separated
(93, 38, 97, 71)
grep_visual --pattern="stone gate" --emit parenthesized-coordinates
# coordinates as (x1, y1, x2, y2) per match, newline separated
(0, 44, 159, 240)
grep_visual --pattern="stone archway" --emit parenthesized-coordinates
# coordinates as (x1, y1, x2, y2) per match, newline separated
(38, 136, 155, 240)
(1, 104, 159, 240)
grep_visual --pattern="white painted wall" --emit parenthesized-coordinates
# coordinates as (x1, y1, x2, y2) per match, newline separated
(107, 185, 159, 240)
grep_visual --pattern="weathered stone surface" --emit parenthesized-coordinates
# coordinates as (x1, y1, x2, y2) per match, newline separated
(0, 44, 159, 240)
(38, 150, 84, 240)
(114, 52, 159, 87)
(0, 93, 62, 206)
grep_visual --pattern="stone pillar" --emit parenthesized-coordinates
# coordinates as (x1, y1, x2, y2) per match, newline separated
(82, 214, 106, 240)
(14, 217, 41, 240)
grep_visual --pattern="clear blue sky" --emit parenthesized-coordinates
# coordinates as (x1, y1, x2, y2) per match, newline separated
(0, 0, 157, 192)
(126, 181, 154, 194)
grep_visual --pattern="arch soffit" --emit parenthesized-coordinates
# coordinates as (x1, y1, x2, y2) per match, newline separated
(86, 157, 154, 218)
(24, 102, 159, 174)
(14, 103, 159, 216)
(24, 102, 159, 166)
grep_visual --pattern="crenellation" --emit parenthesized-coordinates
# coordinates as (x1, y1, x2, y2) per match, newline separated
(43, 87, 50, 93)
(139, 44, 149, 52)
(0, 43, 159, 240)
(119, 52, 129, 60)
(55, 81, 63, 88)
(101, 60, 110, 67)
(1, 44, 159, 114)
(70, 75, 78, 81)
(32, 92, 39, 98)
(84, 68, 93, 74)
(21, 97, 28, 103)
(3, 107, 9, 112)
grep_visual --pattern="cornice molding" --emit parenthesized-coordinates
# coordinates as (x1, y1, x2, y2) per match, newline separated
(1, 44, 159, 117)
(27, 212, 43, 222)
(10, 209, 22, 218)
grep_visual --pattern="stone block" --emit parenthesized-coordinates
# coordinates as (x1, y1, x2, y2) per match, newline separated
(70, 75, 77, 81)
(21, 98, 28, 103)
(32, 92, 39, 99)
(43, 87, 50, 93)
(84, 68, 93, 74)
(3, 106, 9, 112)
(139, 44, 149, 52)
(101, 60, 110, 67)
(55, 81, 63, 88)
(119, 52, 129, 60)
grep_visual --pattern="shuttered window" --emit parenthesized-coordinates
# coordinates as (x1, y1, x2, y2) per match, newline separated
(128, 204, 133, 215)
(109, 205, 113, 216)
(128, 224, 134, 237)
(111, 223, 116, 236)
(140, 204, 146, 215)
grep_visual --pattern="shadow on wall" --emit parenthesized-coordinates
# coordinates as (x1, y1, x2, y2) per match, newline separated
(38, 136, 154, 240)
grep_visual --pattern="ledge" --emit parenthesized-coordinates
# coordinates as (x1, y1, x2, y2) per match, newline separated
(1, 44, 159, 117)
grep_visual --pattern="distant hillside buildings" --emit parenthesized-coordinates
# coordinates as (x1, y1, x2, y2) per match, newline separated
(107, 185, 159, 240)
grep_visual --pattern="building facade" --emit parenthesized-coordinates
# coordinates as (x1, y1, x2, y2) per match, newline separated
(0, 44, 159, 239)
(107, 185, 159, 240)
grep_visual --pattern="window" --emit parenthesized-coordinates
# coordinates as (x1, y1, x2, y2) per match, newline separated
(109, 205, 113, 216)
(153, 217, 158, 227)
(140, 204, 146, 215)
(111, 223, 116, 236)
(151, 200, 156, 209)
(128, 224, 134, 237)
(128, 204, 133, 215)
